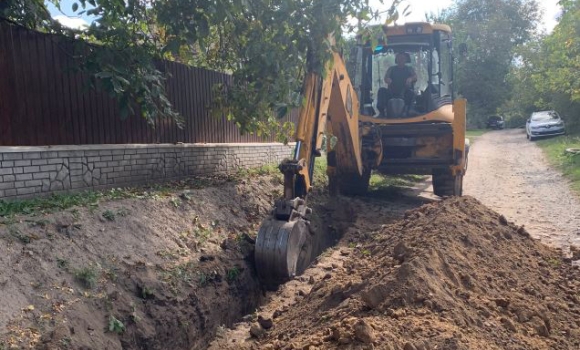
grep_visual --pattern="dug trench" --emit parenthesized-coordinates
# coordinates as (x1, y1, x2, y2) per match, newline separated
(1, 172, 413, 350)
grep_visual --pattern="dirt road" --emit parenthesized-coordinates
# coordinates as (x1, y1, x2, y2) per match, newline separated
(463, 128, 580, 251)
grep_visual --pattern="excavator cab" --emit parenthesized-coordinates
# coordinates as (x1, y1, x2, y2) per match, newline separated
(352, 23, 468, 197)
(353, 24, 455, 120)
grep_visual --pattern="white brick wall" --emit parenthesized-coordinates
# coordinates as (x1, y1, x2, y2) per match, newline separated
(0, 143, 294, 199)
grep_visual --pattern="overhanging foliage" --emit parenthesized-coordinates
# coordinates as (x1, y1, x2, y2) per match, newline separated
(1, 0, 400, 140)
(504, 0, 580, 130)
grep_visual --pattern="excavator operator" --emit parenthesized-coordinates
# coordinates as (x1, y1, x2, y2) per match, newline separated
(377, 52, 417, 117)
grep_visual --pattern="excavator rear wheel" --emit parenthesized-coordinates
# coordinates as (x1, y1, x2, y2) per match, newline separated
(432, 169, 463, 197)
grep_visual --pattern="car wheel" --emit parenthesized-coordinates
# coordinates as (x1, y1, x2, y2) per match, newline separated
(529, 135, 536, 141)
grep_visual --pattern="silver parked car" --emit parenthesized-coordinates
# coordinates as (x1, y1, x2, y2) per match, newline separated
(526, 110, 565, 141)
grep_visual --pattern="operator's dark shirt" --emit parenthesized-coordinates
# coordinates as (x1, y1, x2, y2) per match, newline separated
(385, 65, 416, 96)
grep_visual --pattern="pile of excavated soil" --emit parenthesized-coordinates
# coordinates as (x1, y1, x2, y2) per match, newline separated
(0, 175, 283, 350)
(217, 197, 580, 350)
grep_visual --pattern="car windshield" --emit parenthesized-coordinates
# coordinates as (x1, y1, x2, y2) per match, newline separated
(488, 116, 502, 121)
(531, 112, 559, 122)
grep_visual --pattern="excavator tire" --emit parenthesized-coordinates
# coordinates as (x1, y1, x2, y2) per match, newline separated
(432, 169, 463, 197)
(333, 169, 371, 196)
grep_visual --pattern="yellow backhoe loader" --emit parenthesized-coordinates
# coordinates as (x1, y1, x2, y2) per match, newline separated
(255, 22, 469, 287)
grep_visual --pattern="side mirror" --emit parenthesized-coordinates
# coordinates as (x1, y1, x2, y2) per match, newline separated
(526, 119, 531, 123)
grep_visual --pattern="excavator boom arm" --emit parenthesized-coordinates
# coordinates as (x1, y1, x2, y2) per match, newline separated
(290, 52, 364, 198)
(255, 51, 364, 287)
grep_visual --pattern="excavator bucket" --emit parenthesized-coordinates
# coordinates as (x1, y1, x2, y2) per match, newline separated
(255, 217, 313, 288)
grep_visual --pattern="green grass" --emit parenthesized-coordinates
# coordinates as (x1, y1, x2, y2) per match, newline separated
(367, 173, 426, 198)
(0, 186, 151, 219)
(0, 191, 102, 218)
(236, 163, 279, 177)
(313, 155, 328, 185)
(162, 261, 197, 290)
(239, 156, 328, 186)
(537, 135, 580, 193)
(226, 266, 241, 282)
(0, 167, 280, 219)
(369, 173, 424, 190)
(74, 265, 99, 289)
(8, 226, 31, 244)
(108, 316, 125, 334)
(102, 210, 116, 221)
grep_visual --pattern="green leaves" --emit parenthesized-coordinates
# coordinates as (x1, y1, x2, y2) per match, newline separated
(505, 0, 580, 131)
(6, 0, 401, 138)
(443, 0, 540, 126)
(1, 0, 55, 29)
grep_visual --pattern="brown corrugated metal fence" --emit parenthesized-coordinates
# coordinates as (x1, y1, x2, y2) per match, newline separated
(0, 21, 297, 146)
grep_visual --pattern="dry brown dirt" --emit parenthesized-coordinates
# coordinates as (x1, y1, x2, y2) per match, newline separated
(210, 197, 580, 350)
(0, 175, 283, 350)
